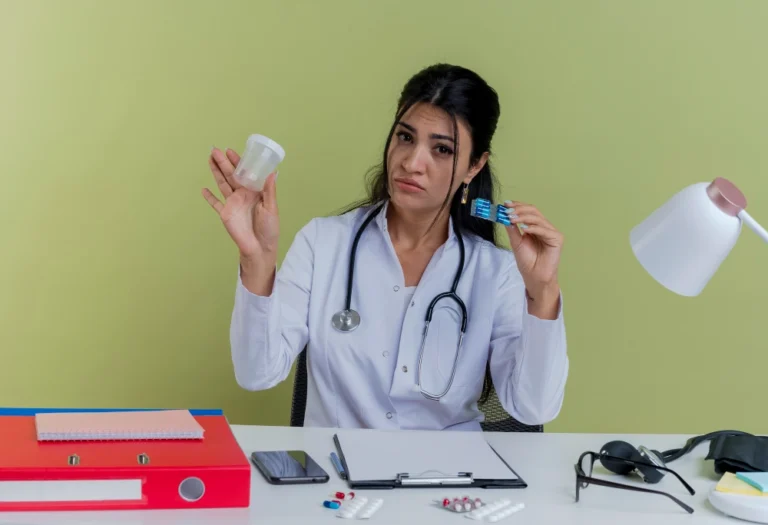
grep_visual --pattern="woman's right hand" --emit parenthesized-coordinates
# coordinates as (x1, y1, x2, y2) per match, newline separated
(202, 147, 280, 269)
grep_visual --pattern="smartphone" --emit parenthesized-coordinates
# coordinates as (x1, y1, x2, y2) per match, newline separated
(250, 450, 330, 484)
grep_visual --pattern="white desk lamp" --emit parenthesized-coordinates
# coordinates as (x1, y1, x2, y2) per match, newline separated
(630, 177, 768, 296)
(631, 177, 768, 521)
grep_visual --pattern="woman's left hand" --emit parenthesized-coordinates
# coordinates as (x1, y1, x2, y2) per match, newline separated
(503, 200, 564, 318)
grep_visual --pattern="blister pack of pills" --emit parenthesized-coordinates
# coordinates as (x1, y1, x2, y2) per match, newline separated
(464, 499, 524, 521)
(469, 198, 512, 226)
(336, 496, 384, 519)
(439, 496, 484, 513)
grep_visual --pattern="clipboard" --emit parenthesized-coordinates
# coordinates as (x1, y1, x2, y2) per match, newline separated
(332, 429, 527, 489)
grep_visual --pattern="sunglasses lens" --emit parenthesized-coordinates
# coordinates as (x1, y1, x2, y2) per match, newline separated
(587, 454, 595, 478)
(579, 454, 594, 488)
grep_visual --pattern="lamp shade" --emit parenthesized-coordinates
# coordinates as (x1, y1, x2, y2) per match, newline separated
(630, 178, 747, 296)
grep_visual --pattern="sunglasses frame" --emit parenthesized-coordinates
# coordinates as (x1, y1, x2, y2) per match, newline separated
(574, 450, 696, 514)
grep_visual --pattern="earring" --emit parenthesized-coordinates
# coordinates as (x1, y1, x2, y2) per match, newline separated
(460, 182, 470, 204)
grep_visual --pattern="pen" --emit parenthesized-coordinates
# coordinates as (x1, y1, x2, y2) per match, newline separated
(330, 451, 346, 479)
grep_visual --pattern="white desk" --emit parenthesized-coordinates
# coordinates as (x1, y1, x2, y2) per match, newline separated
(0, 425, 740, 524)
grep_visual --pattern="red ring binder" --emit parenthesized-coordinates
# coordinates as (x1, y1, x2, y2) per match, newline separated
(0, 409, 251, 511)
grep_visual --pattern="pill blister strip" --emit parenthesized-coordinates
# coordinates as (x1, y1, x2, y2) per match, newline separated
(464, 499, 525, 522)
(470, 199, 512, 226)
(337, 497, 384, 519)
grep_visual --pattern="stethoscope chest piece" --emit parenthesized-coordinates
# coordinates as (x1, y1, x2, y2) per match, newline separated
(331, 309, 361, 332)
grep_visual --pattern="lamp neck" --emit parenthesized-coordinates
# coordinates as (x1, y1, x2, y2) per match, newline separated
(738, 209, 768, 245)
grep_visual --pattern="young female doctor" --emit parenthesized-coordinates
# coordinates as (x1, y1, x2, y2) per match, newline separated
(202, 64, 568, 431)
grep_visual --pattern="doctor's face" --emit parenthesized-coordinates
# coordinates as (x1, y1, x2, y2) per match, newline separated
(386, 103, 482, 215)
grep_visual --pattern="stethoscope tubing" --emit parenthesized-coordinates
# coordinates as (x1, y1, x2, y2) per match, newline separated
(334, 203, 468, 400)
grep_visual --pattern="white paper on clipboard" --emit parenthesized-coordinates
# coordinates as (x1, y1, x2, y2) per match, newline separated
(334, 428, 520, 484)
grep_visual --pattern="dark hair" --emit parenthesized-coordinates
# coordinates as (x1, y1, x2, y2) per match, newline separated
(341, 63, 502, 404)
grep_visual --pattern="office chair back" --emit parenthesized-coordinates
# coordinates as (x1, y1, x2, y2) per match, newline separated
(289, 348, 542, 432)
(290, 348, 309, 427)
(477, 387, 542, 432)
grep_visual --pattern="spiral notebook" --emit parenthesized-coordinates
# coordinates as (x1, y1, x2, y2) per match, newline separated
(34, 409, 205, 441)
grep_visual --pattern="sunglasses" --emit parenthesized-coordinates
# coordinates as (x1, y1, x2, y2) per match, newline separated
(574, 450, 696, 514)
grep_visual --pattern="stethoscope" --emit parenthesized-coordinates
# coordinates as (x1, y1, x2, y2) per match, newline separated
(331, 204, 468, 401)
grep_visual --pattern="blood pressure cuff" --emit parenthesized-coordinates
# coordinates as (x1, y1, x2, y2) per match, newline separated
(706, 435, 768, 474)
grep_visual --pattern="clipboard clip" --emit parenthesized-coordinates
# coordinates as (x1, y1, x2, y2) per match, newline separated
(396, 472, 473, 486)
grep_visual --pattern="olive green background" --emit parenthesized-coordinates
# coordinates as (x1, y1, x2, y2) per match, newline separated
(1, 0, 766, 433)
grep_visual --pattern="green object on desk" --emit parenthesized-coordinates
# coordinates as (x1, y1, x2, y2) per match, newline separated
(736, 472, 768, 492)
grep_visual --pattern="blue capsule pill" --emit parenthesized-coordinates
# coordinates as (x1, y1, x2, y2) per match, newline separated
(496, 205, 511, 225)
(324, 500, 341, 509)
(471, 200, 492, 219)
